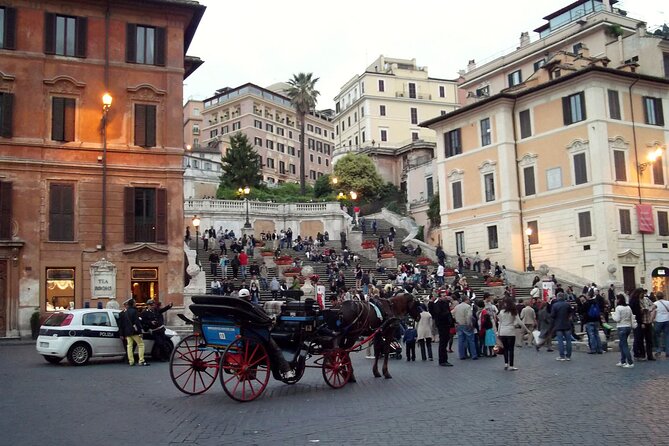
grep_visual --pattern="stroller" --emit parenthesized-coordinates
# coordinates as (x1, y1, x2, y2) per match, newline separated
(389, 340, 403, 359)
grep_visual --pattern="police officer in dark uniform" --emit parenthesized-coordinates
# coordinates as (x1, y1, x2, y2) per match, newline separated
(141, 299, 173, 361)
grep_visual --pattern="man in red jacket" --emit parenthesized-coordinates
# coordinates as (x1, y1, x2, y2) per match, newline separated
(239, 251, 249, 280)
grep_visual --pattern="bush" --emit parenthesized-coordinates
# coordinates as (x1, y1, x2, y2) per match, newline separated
(415, 225, 424, 242)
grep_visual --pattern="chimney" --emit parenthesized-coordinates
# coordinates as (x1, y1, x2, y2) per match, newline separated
(467, 59, 476, 72)
(519, 32, 530, 48)
(637, 23, 647, 37)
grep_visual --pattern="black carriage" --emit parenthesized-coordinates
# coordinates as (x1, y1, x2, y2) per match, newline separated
(169, 296, 353, 402)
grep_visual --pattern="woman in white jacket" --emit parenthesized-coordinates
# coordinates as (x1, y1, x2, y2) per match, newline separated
(612, 294, 635, 368)
(416, 306, 434, 361)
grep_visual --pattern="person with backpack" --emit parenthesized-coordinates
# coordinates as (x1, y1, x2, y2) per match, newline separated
(583, 292, 604, 354)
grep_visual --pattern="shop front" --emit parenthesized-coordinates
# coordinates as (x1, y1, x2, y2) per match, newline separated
(651, 266, 669, 296)
(131, 267, 159, 305)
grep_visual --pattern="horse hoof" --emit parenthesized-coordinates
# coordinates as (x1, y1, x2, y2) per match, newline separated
(384, 374, 392, 379)
(373, 372, 381, 378)
(348, 376, 357, 383)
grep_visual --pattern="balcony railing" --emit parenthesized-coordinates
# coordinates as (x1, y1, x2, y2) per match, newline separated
(395, 91, 431, 100)
(184, 199, 341, 215)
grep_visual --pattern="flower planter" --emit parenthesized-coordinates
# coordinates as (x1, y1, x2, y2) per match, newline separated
(416, 257, 432, 266)
(380, 252, 396, 259)
(261, 251, 274, 257)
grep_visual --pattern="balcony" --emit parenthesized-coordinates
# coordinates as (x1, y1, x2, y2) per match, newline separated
(395, 91, 432, 100)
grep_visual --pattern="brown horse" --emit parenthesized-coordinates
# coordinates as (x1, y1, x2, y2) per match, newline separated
(338, 292, 422, 380)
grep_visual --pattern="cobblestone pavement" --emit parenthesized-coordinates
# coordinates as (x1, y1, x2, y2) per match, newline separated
(1, 343, 668, 446)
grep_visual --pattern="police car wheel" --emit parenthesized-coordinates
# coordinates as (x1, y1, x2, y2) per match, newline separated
(67, 342, 91, 366)
(43, 355, 63, 364)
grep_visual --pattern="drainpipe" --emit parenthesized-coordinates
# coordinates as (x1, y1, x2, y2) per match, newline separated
(511, 98, 527, 271)
(101, 1, 110, 251)
(628, 77, 647, 277)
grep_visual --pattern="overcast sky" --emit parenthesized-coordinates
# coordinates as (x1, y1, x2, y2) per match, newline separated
(183, 0, 665, 109)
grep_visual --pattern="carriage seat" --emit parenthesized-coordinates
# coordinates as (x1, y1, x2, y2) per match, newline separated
(281, 298, 318, 317)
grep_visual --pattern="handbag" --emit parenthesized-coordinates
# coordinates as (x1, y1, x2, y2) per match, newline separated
(493, 334, 504, 355)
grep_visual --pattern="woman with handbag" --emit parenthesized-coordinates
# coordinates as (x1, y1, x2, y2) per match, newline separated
(497, 295, 531, 371)
(612, 294, 636, 368)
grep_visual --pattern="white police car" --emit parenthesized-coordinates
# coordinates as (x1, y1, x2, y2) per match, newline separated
(36, 308, 181, 366)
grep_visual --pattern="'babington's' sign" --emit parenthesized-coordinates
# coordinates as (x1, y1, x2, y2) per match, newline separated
(90, 258, 117, 299)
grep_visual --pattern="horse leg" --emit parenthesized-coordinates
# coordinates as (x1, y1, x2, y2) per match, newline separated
(383, 344, 392, 379)
(347, 353, 356, 383)
(372, 336, 382, 378)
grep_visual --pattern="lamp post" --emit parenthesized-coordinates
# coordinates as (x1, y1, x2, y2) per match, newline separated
(101, 92, 112, 251)
(192, 215, 201, 267)
(238, 186, 251, 228)
(526, 227, 534, 272)
(635, 145, 665, 275)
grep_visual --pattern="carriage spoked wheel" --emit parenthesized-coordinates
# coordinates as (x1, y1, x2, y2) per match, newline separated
(322, 349, 352, 389)
(220, 337, 271, 402)
(169, 334, 220, 395)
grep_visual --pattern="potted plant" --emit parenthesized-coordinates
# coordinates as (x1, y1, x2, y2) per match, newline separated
(416, 256, 432, 266)
(261, 246, 274, 257)
(275, 255, 293, 265)
(361, 240, 377, 249)
(30, 308, 41, 340)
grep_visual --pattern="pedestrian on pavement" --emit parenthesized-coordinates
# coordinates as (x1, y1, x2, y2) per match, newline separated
(519, 299, 537, 347)
(583, 292, 604, 354)
(119, 298, 149, 366)
(551, 292, 573, 361)
(219, 254, 229, 279)
(497, 295, 530, 371)
(231, 254, 240, 279)
(270, 277, 280, 300)
(416, 305, 434, 361)
(239, 250, 249, 279)
(653, 292, 669, 358)
(141, 299, 173, 361)
(259, 263, 269, 290)
(428, 294, 454, 366)
(535, 300, 554, 352)
(612, 294, 635, 368)
(209, 251, 219, 277)
(403, 323, 417, 362)
(453, 296, 478, 360)
(630, 287, 656, 361)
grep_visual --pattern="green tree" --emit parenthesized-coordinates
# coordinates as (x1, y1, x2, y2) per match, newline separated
(332, 153, 384, 199)
(219, 132, 262, 189)
(313, 174, 333, 198)
(427, 194, 441, 226)
(285, 73, 320, 195)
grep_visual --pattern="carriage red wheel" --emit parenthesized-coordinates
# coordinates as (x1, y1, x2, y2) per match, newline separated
(322, 349, 352, 389)
(169, 334, 220, 395)
(220, 337, 271, 402)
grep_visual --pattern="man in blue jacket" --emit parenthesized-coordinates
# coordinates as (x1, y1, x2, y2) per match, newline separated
(551, 292, 574, 361)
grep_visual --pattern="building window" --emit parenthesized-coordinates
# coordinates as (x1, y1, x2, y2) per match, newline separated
(410, 108, 418, 125)
(134, 104, 157, 147)
(444, 128, 462, 158)
(452, 181, 463, 209)
(487, 226, 498, 250)
(380, 105, 386, 116)
(527, 221, 538, 245)
(51, 97, 76, 142)
(426, 177, 434, 199)
(308, 138, 315, 150)
(533, 59, 546, 71)
(608, 90, 621, 120)
(0, 7, 16, 50)
(658, 211, 669, 236)
(519, 109, 531, 138)
(455, 231, 465, 254)
(254, 137, 262, 146)
(378, 79, 385, 92)
(232, 122, 240, 131)
(412, 131, 419, 141)
(619, 209, 632, 235)
(126, 24, 165, 66)
(613, 150, 627, 181)
(380, 129, 387, 142)
(546, 167, 562, 190)
(0, 181, 11, 239)
(508, 70, 522, 87)
(578, 211, 592, 238)
(480, 118, 491, 146)
(254, 120, 262, 129)
(46, 268, 75, 311)
(484, 173, 495, 202)
(221, 126, 229, 135)
(308, 124, 314, 132)
(325, 159, 329, 167)
(643, 97, 665, 126)
(124, 187, 166, 244)
(309, 170, 316, 180)
(573, 152, 588, 185)
(266, 158, 274, 168)
(266, 140, 274, 150)
(0, 92, 14, 137)
(653, 156, 664, 185)
(309, 153, 313, 162)
(573, 42, 583, 53)
(204, 162, 211, 171)
(49, 183, 74, 241)
(439, 86, 445, 98)
(266, 123, 274, 132)
(408, 83, 416, 99)
(45, 13, 87, 57)
(475, 86, 489, 97)
(562, 92, 586, 125)
(523, 166, 535, 196)
(289, 164, 296, 174)
(279, 161, 285, 174)
(289, 130, 293, 139)
(277, 127, 284, 136)
(192, 124, 199, 135)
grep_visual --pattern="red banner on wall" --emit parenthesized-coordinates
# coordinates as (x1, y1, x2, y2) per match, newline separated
(636, 204, 655, 233)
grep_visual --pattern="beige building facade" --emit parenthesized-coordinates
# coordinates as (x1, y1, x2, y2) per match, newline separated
(198, 83, 333, 188)
(423, 60, 668, 293)
(332, 56, 459, 191)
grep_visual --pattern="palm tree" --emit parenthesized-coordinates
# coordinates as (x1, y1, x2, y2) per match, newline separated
(285, 73, 320, 195)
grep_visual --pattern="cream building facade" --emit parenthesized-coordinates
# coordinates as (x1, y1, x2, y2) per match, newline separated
(423, 58, 668, 294)
(199, 83, 333, 188)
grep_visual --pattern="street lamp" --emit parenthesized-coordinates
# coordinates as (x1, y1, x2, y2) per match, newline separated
(238, 186, 251, 228)
(101, 92, 113, 251)
(526, 227, 534, 272)
(192, 215, 201, 267)
(637, 146, 664, 173)
(331, 176, 338, 185)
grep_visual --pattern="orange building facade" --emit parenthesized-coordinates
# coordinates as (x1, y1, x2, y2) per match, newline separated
(0, 0, 204, 337)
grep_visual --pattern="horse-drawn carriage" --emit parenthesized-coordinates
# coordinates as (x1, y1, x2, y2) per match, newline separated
(169, 294, 421, 402)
